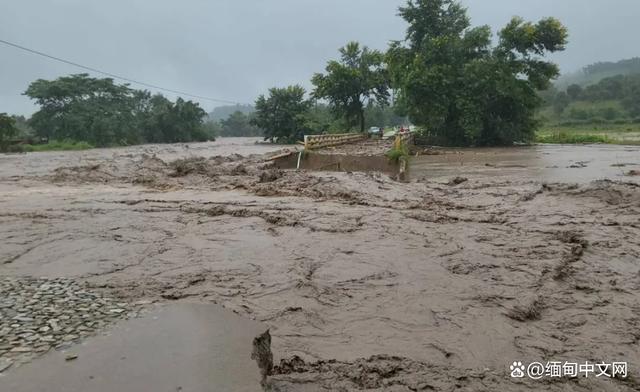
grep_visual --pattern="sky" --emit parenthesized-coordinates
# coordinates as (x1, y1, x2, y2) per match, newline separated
(1, 0, 638, 115)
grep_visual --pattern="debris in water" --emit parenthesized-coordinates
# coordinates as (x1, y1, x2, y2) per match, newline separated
(447, 176, 468, 186)
(251, 330, 273, 385)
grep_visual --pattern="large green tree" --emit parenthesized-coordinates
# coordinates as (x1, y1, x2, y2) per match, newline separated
(136, 93, 209, 143)
(252, 85, 312, 142)
(25, 74, 140, 146)
(312, 42, 389, 133)
(25, 74, 209, 147)
(388, 0, 568, 146)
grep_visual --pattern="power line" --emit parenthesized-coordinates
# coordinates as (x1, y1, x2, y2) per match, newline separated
(0, 38, 242, 105)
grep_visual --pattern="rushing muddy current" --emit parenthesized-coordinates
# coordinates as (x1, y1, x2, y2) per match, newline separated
(1, 138, 640, 391)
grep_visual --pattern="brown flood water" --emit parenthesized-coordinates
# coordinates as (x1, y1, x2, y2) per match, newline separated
(1, 303, 265, 392)
(1, 139, 639, 391)
(412, 144, 640, 183)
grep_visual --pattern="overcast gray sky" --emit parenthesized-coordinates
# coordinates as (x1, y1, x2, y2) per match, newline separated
(1, 0, 638, 115)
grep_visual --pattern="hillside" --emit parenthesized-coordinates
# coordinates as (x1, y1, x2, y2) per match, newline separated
(556, 57, 640, 87)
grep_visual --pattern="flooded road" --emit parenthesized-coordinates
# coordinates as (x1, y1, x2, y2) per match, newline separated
(1, 139, 639, 391)
(2, 303, 264, 392)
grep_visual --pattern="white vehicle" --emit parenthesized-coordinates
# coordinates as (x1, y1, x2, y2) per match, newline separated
(368, 126, 382, 135)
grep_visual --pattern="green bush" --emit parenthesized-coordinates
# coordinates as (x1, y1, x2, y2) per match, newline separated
(18, 140, 94, 152)
(385, 142, 410, 163)
(536, 132, 612, 144)
(568, 108, 591, 120)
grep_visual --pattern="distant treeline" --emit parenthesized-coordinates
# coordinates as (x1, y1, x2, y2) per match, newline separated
(583, 58, 640, 77)
(4, 1, 571, 149)
(5, 74, 213, 150)
(206, 103, 407, 139)
(557, 57, 640, 88)
(542, 73, 640, 124)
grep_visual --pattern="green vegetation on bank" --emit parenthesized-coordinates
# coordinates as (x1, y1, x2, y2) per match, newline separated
(17, 140, 94, 152)
(249, 0, 568, 147)
(536, 132, 613, 144)
(312, 42, 389, 133)
(14, 1, 640, 150)
(535, 122, 640, 145)
(537, 59, 640, 145)
(387, 3, 566, 147)
(1, 74, 213, 152)
(385, 141, 411, 163)
(556, 58, 640, 88)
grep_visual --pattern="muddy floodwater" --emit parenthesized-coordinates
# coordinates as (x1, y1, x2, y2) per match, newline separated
(1, 138, 639, 391)
(2, 303, 265, 392)
(413, 144, 640, 183)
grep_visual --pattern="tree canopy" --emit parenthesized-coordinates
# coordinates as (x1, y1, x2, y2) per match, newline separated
(24, 74, 210, 147)
(252, 85, 312, 143)
(312, 42, 389, 133)
(387, 0, 567, 146)
(543, 73, 640, 121)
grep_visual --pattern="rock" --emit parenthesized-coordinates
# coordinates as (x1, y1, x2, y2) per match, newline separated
(10, 346, 32, 353)
(133, 300, 154, 306)
(35, 345, 50, 353)
(447, 176, 468, 186)
(48, 320, 61, 332)
(65, 354, 78, 361)
(0, 358, 13, 373)
(0, 277, 136, 366)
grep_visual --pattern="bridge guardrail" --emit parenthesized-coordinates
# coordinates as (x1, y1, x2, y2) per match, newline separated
(304, 133, 366, 150)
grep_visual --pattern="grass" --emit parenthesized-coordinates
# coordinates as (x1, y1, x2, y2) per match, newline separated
(536, 132, 613, 144)
(385, 141, 410, 163)
(7, 140, 94, 152)
(536, 122, 640, 145)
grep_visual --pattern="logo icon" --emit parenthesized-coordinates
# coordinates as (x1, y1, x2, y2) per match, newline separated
(510, 362, 526, 378)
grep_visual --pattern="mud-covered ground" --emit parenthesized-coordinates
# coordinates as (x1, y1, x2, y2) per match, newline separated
(1, 138, 640, 391)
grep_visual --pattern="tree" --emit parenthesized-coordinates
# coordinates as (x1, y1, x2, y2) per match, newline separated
(622, 75, 640, 117)
(312, 42, 389, 133)
(24, 74, 208, 146)
(0, 113, 19, 150)
(365, 104, 408, 129)
(387, 0, 567, 146)
(10, 115, 34, 138)
(25, 74, 140, 146)
(553, 91, 570, 115)
(566, 84, 583, 100)
(252, 85, 312, 142)
(220, 111, 261, 137)
(201, 121, 222, 139)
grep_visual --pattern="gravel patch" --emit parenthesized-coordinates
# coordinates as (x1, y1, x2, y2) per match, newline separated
(0, 277, 137, 370)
